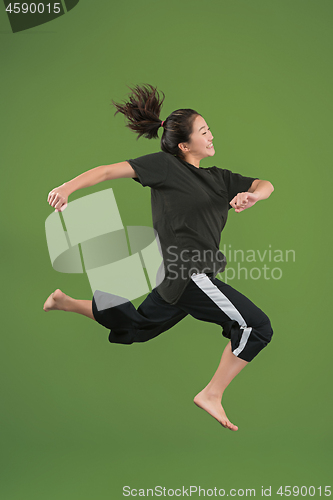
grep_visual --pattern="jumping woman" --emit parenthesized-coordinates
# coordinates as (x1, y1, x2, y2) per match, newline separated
(43, 84, 274, 431)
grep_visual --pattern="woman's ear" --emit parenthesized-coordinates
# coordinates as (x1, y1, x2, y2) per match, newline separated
(178, 142, 189, 153)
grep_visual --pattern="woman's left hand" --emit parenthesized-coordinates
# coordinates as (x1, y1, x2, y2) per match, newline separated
(230, 192, 260, 213)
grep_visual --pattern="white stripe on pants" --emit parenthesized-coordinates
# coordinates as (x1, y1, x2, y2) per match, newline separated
(190, 273, 253, 358)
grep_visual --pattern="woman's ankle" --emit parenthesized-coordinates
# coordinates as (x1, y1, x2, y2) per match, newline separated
(197, 386, 224, 401)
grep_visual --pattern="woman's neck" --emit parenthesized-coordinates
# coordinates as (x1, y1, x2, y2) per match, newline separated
(181, 152, 201, 168)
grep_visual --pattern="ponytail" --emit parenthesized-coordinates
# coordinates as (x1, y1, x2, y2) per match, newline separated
(112, 84, 200, 160)
(111, 83, 164, 140)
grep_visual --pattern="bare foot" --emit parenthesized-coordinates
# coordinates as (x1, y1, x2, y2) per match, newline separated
(43, 289, 69, 312)
(193, 390, 238, 431)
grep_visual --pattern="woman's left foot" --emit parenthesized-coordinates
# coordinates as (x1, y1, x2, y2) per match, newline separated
(43, 289, 69, 312)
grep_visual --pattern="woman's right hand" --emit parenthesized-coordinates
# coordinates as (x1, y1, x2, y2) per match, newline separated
(47, 183, 69, 212)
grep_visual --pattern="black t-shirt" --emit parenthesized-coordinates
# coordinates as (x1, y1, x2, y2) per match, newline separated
(127, 151, 258, 305)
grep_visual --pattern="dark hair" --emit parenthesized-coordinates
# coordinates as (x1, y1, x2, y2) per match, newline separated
(111, 83, 200, 160)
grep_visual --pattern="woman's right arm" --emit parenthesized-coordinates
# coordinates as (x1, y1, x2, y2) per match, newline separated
(47, 161, 137, 212)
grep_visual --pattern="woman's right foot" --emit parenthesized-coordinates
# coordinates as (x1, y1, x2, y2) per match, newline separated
(43, 289, 69, 312)
(193, 390, 238, 431)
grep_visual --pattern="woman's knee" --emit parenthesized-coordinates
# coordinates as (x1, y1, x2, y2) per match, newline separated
(255, 314, 274, 344)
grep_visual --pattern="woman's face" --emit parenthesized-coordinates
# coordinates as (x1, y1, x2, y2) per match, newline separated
(186, 115, 215, 159)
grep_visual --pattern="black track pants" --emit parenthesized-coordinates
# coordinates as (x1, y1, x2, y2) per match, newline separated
(92, 272, 273, 362)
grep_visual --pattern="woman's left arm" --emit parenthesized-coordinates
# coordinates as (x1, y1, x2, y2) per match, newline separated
(230, 179, 274, 213)
(248, 179, 274, 200)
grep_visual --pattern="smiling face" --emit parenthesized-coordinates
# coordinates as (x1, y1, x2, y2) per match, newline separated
(178, 115, 215, 167)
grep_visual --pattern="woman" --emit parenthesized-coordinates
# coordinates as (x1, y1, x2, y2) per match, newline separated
(44, 84, 274, 431)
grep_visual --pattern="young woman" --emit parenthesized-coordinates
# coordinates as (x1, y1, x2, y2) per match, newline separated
(44, 84, 274, 432)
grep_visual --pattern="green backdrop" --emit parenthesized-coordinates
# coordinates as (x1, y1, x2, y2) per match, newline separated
(1, 0, 332, 498)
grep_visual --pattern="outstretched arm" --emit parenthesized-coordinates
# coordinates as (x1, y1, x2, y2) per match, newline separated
(47, 161, 137, 212)
(230, 179, 274, 213)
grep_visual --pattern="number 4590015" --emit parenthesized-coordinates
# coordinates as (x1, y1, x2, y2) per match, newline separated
(6, 3, 61, 14)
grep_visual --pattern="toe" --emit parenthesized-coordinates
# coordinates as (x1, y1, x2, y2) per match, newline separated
(226, 420, 237, 431)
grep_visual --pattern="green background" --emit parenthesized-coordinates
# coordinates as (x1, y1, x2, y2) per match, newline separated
(1, 1, 332, 498)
